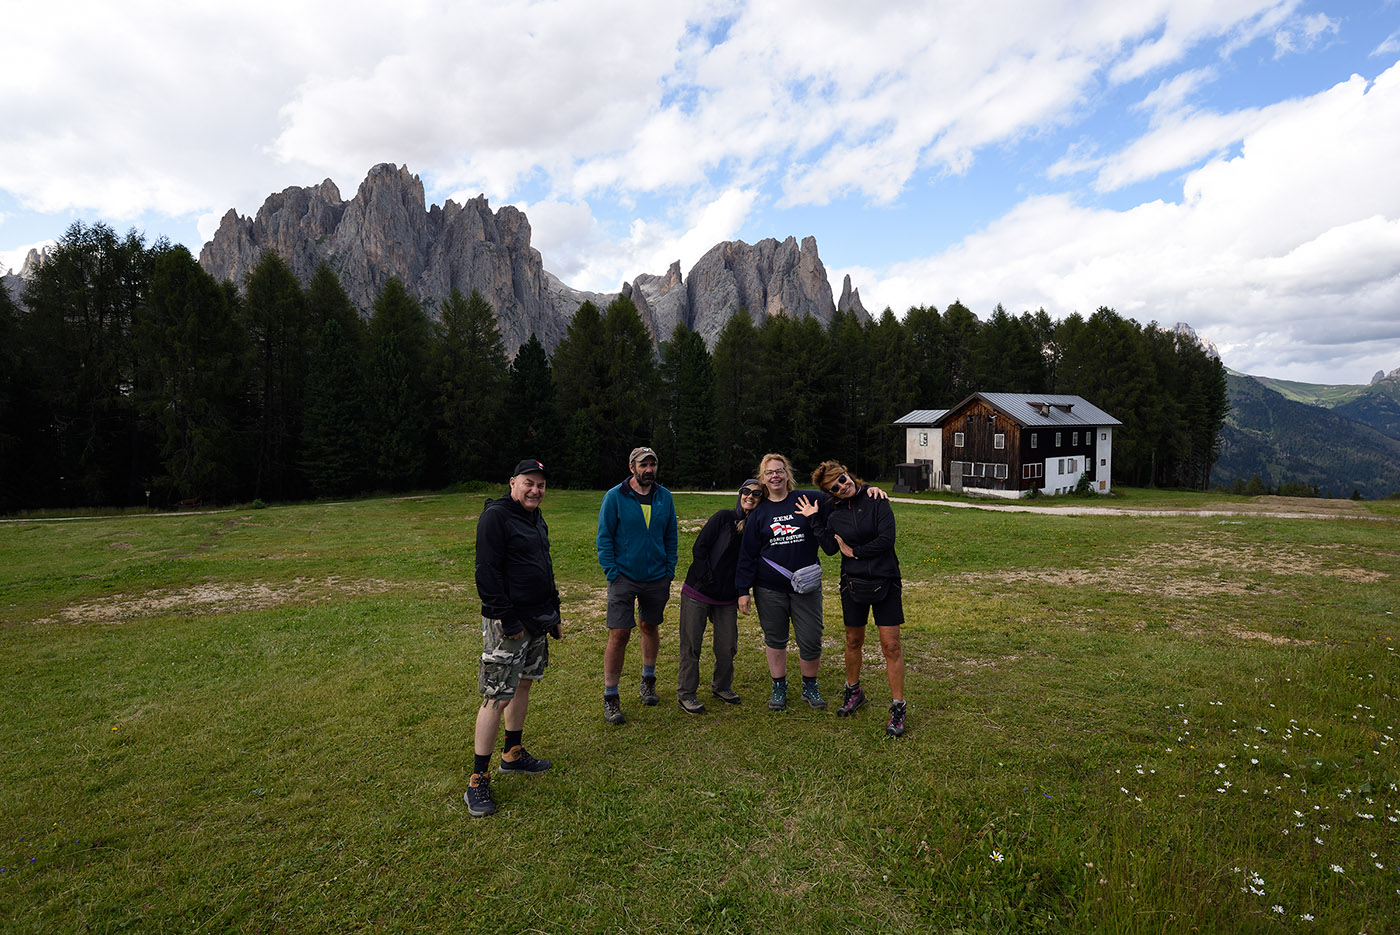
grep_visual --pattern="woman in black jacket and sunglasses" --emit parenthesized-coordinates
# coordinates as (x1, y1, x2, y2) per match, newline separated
(800, 460, 907, 737)
(675, 479, 763, 713)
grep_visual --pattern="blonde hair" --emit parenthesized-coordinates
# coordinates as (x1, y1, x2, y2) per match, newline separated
(757, 452, 796, 497)
(811, 460, 862, 492)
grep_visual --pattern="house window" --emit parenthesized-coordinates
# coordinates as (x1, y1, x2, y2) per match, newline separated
(1055, 432, 1062, 447)
(994, 463, 1008, 480)
(1101, 432, 1107, 440)
(1030, 433, 1038, 449)
(1069, 458, 1077, 472)
(1100, 458, 1106, 466)
(1058, 459, 1065, 473)
(918, 431, 928, 446)
(1022, 464, 1043, 480)
(994, 433, 1005, 449)
(954, 432, 964, 448)
(1072, 431, 1079, 445)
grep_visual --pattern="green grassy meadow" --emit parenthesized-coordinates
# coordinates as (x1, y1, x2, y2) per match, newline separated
(1, 490, 1397, 933)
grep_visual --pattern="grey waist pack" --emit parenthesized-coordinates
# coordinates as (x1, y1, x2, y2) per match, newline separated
(763, 557, 822, 594)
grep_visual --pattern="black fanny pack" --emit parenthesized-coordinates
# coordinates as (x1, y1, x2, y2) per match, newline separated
(840, 574, 894, 604)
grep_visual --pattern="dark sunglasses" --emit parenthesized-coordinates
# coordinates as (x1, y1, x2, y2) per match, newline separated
(740, 488, 762, 498)
(826, 473, 850, 495)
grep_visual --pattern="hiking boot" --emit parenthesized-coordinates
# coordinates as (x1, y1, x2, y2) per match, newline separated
(678, 697, 706, 715)
(768, 680, 787, 711)
(801, 680, 827, 710)
(639, 677, 660, 706)
(836, 683, 866, 717)
(886, 701, 907, 737)
(499, 745, 551, 775)
(603, 695, 626, 725)
(711, 688, 742, 705)
(464, 772, 496, 817)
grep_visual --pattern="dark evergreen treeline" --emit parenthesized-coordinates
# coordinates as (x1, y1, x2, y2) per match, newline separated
(0, 221, 1227, 511)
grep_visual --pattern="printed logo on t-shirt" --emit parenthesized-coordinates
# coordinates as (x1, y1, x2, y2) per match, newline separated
(768, 513, 804, 546)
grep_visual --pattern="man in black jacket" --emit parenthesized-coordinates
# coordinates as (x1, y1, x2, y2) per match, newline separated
(466, 459, 561, 817)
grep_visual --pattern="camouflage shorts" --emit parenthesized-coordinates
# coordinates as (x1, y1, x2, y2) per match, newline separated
(477, 616, 549, 700)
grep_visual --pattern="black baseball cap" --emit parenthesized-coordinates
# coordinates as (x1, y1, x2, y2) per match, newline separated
(512, 459, 546, 477)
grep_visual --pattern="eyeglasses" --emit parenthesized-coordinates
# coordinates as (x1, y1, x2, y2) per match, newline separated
(826, 473, 850, 495)
(740, 489, 762, 498)
(762, 469, 786, 477)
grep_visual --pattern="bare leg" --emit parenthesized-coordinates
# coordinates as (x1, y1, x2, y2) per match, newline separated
(604, 628, 632, 685)
(765, 645, 787, 679)
(879, 628, 905, 701)
(844, 626, 866, 685)
(503, 678, 532, 732)
(637, 620, 660, 667)
(473, 697, 507, 757)
(799, 655, 821, 678)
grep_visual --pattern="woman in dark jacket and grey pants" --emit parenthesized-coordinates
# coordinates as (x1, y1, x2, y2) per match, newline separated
(801, 460, 908, 737)
(675, 480, 763, 713)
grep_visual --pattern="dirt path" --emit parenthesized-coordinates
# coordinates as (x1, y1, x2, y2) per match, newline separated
(683, 491, 1391, 520)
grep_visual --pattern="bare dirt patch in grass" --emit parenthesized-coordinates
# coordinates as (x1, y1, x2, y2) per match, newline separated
(35, 576, 401, 624)
(953, 534, 1384, 601)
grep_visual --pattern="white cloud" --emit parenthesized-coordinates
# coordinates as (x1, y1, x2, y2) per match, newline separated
(3, 0, 1392, 380)
(1374, 30, 1400, 57)
(861, 61, 1400, 381)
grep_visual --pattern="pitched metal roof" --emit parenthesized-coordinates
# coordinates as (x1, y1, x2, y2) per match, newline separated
(895, 394, 1121, 428)
(892, 409, 947, 426)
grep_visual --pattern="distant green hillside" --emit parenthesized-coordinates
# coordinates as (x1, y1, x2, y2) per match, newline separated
(1214, 372, 1400, 499)
(1334, 379, 1400, 441)
(1235, 370, 1370, 406)
(1237, 369, 1400, 427)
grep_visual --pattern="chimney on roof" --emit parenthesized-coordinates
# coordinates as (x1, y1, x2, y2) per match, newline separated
(1056, 403, 1073, 413)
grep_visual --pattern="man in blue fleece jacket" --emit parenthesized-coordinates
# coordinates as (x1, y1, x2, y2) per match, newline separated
(596, 446, 678, 725)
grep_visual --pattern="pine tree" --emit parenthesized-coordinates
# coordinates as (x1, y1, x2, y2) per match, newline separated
(301, 318, 369, 497)
(597, 294, 658, 486)
(21, 221, 156, 506)
(435, 288, 510, 482)
(0, 281, 29, 511)
(507, 334, 555, 467)
(711, 310, 767, 483)
(550, 300, 607, 487)
(243, 251, 312, 500)
(364, 278, 433, 490)
(137, 245, 250, 502)
(658, 322, 716, 488)
(865, 307, 918, 476)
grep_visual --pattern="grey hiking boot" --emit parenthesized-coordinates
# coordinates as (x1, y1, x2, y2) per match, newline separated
(499, 745, 551, 774)
(603, 695, 626, 725)
(801, 680, 827, 709)
(678, 697, 706, 714)
(768, 679, 787, 711)
(639, 676, 659, 706)
(711, 688, 742, 705)
(465, 772, 496, 817)
(836, 682, 866, 717)
(886, 701, 907, 737)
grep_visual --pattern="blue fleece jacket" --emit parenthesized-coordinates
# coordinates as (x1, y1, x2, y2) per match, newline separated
(596, 479, 678, 583)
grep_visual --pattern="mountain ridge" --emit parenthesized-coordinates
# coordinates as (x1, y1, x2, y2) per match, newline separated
(197, 163, 863, 354)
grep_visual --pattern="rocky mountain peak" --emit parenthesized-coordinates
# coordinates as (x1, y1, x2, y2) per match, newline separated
(198, 164, 864, 354)
(1174, 322, 1220, 360)
(837, 273, 869, 319)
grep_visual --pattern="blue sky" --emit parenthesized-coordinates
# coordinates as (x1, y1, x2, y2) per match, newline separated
(3, 1, 1400, 383)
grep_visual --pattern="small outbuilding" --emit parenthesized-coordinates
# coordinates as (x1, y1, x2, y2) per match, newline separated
(894, 393, 1121, 498)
